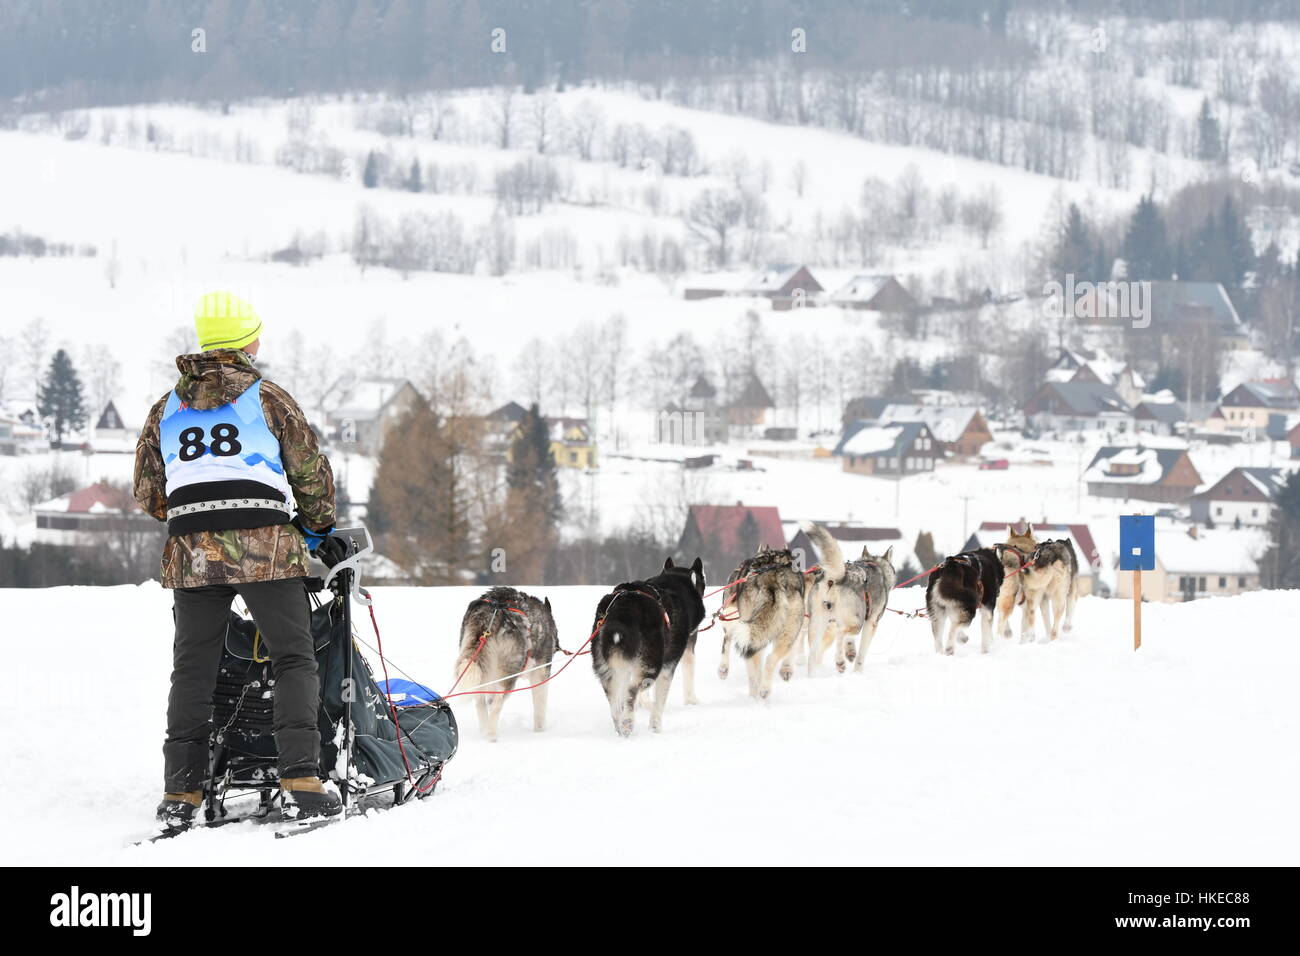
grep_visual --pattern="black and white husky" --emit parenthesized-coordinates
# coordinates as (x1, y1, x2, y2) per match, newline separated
(590, 557, 705, 737)
(800, 522, 895, 675)
(925, 548, 1005, 655)
(453, 587, 557, 741)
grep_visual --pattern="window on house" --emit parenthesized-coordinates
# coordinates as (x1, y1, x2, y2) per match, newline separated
(1198, 576, 1206, 591)
(569, 451, 578, 464)
(1215, 506, 1223, 515)
(1239, 577, 1246, 587)
(1251, 508, 1257, 517)
(1218, 577, 1226, 588)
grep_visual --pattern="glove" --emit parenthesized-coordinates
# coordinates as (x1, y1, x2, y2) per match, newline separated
(316, 534, 350, 569)
(292, 515, 333, 553)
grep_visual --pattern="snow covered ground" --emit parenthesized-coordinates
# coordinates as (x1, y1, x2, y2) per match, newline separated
(1, 582, 1295, 866)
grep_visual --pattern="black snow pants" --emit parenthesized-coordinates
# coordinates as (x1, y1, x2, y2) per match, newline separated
(164, 578, 320, 793)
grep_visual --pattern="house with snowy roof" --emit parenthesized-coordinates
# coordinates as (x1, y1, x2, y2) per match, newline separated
(544, 417, 597, 469)
(1114, 526, 1262, 603)
(1083, 445, 1203, 502)
(33, 481, 155, 546)
(739, 264, 823, 309)
(833, 420, 943, 476)
(1024, 381, 1132, 434)
(329, 377, 420, 456)
(1190, 467, 1291, 528)
(826, 274, 916, 312)
(1045, 348, 1145, 408)
(878, 404, 992, 457)
(1131, 399, 1186, 437)
(1206, 380, 1300, 437)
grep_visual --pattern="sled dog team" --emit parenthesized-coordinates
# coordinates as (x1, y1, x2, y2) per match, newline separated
(452, 520, 1080, 739)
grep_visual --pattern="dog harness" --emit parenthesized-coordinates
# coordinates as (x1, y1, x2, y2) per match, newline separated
(159, 379, 293, 535)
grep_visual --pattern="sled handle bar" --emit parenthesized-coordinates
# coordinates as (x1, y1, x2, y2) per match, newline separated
(323, 525, 375, 607)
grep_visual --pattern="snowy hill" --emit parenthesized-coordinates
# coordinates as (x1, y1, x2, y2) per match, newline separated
(2, 583, 1295, 865)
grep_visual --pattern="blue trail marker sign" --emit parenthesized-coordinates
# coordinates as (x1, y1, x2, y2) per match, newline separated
(1119, 514, 1155, 650)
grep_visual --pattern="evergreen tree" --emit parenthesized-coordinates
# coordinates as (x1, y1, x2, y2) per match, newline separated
(36, 349, 87, 445)
(1196, 97, 1222, 162)
(406, 158, 422, 193)
(1219, 196, 1255, 288)
(503, 404, 562, 582)
(1263, 471, 1300, 589)
(1054, 203, 1094, 280)
(914, 530, 938, 571)
(507, 404, 562, 527)
(366, 395, 465, 583)
(362, 150, 378, 189)
(1121, 194, 1172, 281)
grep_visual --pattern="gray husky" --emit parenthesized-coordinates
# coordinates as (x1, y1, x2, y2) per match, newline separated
(1018, 539, 1079, 642)
(453, 587, 558, 741)
(800, 522, 894, 675)
(717, 546, 807, 699)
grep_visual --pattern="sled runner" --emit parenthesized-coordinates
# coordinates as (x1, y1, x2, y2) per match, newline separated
(196, 526, 458, 834)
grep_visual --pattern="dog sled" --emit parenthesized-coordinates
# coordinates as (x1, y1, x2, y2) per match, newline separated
(196, 526, 458, 836)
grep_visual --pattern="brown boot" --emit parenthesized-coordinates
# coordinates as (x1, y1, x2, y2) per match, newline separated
(280, 777, 341, 820)
(156, 790, 202, 832)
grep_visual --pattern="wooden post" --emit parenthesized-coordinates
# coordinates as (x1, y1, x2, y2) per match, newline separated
(1133, 568, 1142, 651)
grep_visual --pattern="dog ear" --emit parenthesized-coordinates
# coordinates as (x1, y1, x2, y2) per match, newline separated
(1007, 523, 1015, 536)
(544, 597, 551, 611)
(1026, 522, 1035, 536)
(883, 545, 894, 564)
(691, 556, 703, 574)
(861, 546, 871, 559)
(664, 556, 675, 570)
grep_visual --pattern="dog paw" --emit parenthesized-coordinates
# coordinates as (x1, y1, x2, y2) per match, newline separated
(835, 660, 846, 674)
(617, 719, 633, 737)
(718, 665, 729, 680)
(684, 695, 699, 706)
(759, 686, 771, 700)
(779, 663, 793, 682)
(944, 646, 955, 656)
(959, 633, 969, 643)
(853, 662, 864, 673)
(845, 646, 857, 662)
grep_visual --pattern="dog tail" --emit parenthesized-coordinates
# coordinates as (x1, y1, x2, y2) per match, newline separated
(801, 520, 845, 581)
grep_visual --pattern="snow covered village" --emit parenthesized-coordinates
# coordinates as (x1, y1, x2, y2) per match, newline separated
(0, 1, 1296, 897)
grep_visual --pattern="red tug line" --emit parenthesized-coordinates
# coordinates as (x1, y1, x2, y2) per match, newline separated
(366, 551, 1023, 774)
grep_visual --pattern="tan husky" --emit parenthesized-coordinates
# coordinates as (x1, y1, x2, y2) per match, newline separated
(995, 523, 1037, 640)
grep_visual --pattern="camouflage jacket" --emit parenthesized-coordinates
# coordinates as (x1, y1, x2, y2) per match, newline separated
(133, 349, 336, 589)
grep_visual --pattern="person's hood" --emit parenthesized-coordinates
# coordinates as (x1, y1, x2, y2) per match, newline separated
(173, 349, 262, 409)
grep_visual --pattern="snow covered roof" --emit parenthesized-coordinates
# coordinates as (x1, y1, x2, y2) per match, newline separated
(840, 424, 905, 456)
(333, 378, 415, 420)
(1155, 529, 1263, 575)
(1134, 400, 1185, 425)
(546, 417, 592, 444)
(1031, 381, 1131, 416)
(1223, 380, 1300, 409)
(879, 404, 982, 441)
(740, 264, 820, 295)
(828, 274, 895, 303)
(1084, 445, 1188, 485)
